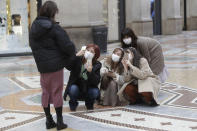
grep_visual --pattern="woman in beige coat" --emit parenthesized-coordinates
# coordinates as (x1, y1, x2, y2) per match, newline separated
(100, 48, 129, 106)
(118, 47, 161, 106)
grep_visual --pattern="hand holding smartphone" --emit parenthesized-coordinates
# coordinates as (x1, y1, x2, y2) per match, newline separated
(81, 46, 86, 51)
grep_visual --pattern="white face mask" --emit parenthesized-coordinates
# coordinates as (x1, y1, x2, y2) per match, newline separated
(128, 53, 133, 60)
(84, 50, 94, 60)
(112, 54, 120, 62)
(123, 38, 132, 45)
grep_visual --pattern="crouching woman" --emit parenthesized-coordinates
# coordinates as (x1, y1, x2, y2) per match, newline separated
(100, 48, 129, 106)
(64, 44, 101, 111)
(118, 47, 161, 106)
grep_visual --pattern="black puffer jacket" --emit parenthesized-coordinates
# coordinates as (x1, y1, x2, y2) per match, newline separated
(29, 16, 76, 73)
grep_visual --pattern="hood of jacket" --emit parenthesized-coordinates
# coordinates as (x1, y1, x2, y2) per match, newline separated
(30, 16, 53, 39)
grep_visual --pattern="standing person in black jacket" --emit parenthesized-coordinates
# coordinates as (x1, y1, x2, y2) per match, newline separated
(64, 44, 101, 111)
(29, 1, 76, 130)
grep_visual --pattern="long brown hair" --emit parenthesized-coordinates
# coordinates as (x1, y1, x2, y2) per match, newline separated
(107, 48, 124, 74)
(39, 1, 59, 22)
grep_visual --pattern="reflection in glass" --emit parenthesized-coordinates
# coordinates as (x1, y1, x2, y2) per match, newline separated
(12, 14, 21, 26)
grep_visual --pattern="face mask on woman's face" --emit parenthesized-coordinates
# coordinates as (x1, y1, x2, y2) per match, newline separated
(84, 50, 94, 60)
(112, 53, 120, 62)
(123, 37, 132, 45)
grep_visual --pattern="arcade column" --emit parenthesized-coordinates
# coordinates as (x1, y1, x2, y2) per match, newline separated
(187, 0, 197, 30)
(125, 0, 153, 36)
(162, 0, 182, 35)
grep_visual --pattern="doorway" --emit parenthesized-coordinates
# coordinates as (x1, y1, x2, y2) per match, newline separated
(151, 0, 162, 35)
(118, 0, 126, 39)
(37, 0, 42, 13)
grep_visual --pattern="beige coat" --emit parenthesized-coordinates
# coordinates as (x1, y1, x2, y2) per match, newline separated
(137, 36, 165, 75)
(117, 58, 161, 104)
(100, 57, 130, 101)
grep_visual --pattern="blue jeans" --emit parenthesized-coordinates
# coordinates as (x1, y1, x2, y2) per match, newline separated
(68, 84, 100, 111)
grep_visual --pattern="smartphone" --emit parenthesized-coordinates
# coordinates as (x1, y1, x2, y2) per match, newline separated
(81, 46, 86, 51)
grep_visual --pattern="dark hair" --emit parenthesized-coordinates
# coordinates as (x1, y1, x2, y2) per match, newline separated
(39, 1, 58, 21)
(111, 48, 124, 74)
(121, 28, 138, 49)
(125, 47, 142, 68)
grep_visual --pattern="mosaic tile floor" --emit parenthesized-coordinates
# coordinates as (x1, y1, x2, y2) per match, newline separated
(0, 31, 197, 131)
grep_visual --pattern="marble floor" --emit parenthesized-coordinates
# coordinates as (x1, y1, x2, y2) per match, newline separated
(0, 31, 197, 131)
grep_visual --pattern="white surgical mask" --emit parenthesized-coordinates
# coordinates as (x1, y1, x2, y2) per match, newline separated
(84, 50, 94, 60)
(112, 54, 120, 62)
(123, 38, 132, 45)
(128, 54, 133, 60)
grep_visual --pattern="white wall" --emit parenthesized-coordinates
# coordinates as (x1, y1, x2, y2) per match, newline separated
(42, 0, 105, 27)
(126, 0, 141, 22)
(108, 0, 119, 41)
(141, 0, 151, 21)
(162, 0, 181, 19)
(187, 0, 197, 17)
(126, 0, 151, 22)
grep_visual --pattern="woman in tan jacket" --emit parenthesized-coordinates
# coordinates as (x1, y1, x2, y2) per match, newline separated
(118, 47, 161, 106)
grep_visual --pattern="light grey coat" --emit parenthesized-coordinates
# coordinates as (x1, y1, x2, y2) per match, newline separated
(136, 36, 165, 75)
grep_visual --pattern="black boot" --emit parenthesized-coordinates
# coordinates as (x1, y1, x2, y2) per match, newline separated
(86, 104, 94, 110)
(46, 115, 56, 129)
(85, 101, 94, 110)
(43, 105, 56, 129)
(55, 107, 68, 130)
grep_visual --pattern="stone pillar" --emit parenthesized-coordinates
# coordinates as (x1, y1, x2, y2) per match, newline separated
(10, 0, 29, 46)
(42, 0, 105, 50)
(187, 0, 197, 30)
(180, 0, 184, 29)
(126, 0, 153, 36)
(162, 0, 182, 35)
(108, 0, 119, 41)
(30, 0, 37, 25)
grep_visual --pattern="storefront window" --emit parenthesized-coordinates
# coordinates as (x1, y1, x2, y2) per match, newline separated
(0, 0, 30, 53)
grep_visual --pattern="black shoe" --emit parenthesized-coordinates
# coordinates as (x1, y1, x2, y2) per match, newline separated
(129, 98, 142, 105)
(149, 100, 159, 107)
(55, 107, 68, 130)
(46, 115, 56, 129)
(86, 104, 94, 110)
(57, 116, 68, 130)
(129, 101, 137, 105)
(69, 101, 78, 111)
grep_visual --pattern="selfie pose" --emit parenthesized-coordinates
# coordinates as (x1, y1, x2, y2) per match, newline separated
(64, 44, 101, 111)
(118, 47, 161, 106)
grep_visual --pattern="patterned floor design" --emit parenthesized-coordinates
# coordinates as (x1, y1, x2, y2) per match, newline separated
(69, 107, 197, 131)
(1, 31, 197, 130)
(0, 110, 44, 131)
